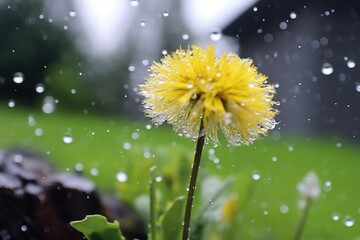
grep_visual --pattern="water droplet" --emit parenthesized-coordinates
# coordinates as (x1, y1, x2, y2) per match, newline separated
(323, 180, 332, 192)
(253, 7, 258, 12)
(75, 163, 84, 172)
(279, 22, 287, 30)
(162, 49, 168, 55)
(63, 134, 73, 144)
(123, 142, 132, 150)
(163, 11, 169, 17)
(8, 99, 15, 108)
(130, 0, 139, 7)
(28, 115, 36, 126)
(332, 213, 340, 221)
(252, 171, 261, 180)
(290, 12, 297, 19)
(116, 171, 128, 182)
(210, 30, 222, 41)
(69, 11, 76, 17)
(90, 168, 99, 176)
(279, 205, 289, 214)
(42, 96, 56, 114)
(128, 65, 136, 72)
(145, 124, 152, 129)
(288, 146, 294, 152)
(182, 33, 190, 40)
(35, 83, 45, 93)
(21, 225, 28, 232)
(271, 156, 278, 162)
(140, 20, 146, 27)
(71, 88, 77, 94)
(131, 132, 140, 140)
(344, 216, 355, 227)
(336, 142, 342, 148)
(34, 128, 43, 136)
(13, 72, 24, 84)
(321, 63, 333, 75)
(356, 85, 360, 93)
(346, 60, 356, 68)
(155, 175, 162, 182)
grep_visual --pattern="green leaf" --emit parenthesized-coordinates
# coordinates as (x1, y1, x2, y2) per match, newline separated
(70, 214, 125, 240)
(159, 196, 185, 240)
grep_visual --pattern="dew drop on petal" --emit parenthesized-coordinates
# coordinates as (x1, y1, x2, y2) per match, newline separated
(321, 63, 333, 75)
(13, 72, 24, 84)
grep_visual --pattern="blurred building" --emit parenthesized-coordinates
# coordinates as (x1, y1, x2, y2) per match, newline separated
(224, 0, 360, 141)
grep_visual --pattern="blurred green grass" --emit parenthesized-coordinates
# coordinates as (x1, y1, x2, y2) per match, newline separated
(1, 104, 360, 239)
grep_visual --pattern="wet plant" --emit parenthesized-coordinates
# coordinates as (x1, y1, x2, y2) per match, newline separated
(140, 45, 278, 240)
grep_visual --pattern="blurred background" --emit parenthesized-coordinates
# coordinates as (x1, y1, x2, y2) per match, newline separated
(1, 0, 360, 239)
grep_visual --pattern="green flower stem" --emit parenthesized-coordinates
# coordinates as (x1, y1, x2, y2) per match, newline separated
(149, 166, 157, 240)
(182, 120, 205, 240)
(294, 197, 313, 240)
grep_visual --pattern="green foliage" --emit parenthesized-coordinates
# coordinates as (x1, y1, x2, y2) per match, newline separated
(159, 197, 185, 240)
(70, 215, 125, 240)
(2, 106, 360, 239)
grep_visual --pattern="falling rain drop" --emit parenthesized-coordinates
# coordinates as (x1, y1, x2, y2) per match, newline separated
(63, 134, 73, 144)
(346, 60, 356, 68)
(130, 0, 139, 7)
(116, 171, 128, 182)
(332, 213, 340, 221)
(182, 33, 190, 40)
(279, 205, 289, 214)
(90, 168, 99, 176)
(69, 11, 76, 17)
(34, 128, 43, 136)
(123, 142, 132, 150)
(252, 171, 261, 181)
(20, 225, 28, 232)
(290, 12, 297, 19)
(163, 11, 169, 17)
(344, 216, 355, 227)
(321, 63, 334, 75)
(140, 20, 146, 27)
(210, 30, 222, 41)
(42, 96, 56, 114)
(13, 72, 24, 84)
(8, 99, 15, 108)
(356, 85, 360, 93)
(35, 83, 45, 93)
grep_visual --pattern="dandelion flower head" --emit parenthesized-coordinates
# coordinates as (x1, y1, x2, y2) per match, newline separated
(140, 45, 278, 146)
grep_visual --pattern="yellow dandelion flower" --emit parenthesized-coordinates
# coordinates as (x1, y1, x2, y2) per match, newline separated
(140, 45, 278, 146)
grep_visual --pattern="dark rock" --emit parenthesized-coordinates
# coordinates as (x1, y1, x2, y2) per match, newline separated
(0, 150, 147, 240)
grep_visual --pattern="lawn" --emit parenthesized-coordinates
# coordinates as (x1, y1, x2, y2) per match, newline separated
(1, 104, 359, 239)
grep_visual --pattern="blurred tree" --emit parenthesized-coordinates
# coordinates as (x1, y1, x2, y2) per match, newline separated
(0, 0, 87, 109)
